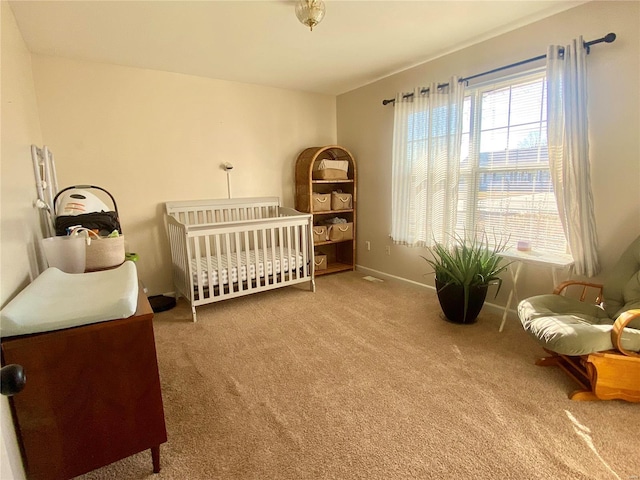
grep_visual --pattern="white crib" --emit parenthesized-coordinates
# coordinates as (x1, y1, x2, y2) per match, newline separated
(165, 197, 315, 322)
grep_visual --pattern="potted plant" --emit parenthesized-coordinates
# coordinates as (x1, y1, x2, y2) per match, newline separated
(422, 232, 509, 324)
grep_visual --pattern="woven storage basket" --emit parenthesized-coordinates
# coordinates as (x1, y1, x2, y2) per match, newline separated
(331, 192, 352, 210)
(313, 226, 328, 243)
(312, 159, 349, 180)
(85, 235, 125, 271)
(312, 193, 331, 212)
(328, 223, 353, 242)
(314, 254, 327, 271)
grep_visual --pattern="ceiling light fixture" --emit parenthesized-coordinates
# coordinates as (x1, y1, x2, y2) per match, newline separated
(295, 0, 325, 31)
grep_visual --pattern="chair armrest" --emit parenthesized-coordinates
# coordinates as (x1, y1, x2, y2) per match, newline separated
(553, 280, 604, 303)
(612, 309, 640, 358)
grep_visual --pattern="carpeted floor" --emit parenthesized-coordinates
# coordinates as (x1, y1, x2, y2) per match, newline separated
(79, 272, 639, 480)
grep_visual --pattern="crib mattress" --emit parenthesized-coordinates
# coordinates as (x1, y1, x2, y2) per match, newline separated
(192, 248, 303, 287)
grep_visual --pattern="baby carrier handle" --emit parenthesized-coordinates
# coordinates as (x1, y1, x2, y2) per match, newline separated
(53, 185, 119, 216)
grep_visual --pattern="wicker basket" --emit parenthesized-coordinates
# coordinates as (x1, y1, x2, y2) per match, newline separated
(313, 226, 328, 243)
(312, 193, 331, 212)
(328, 223, 353, 242)
(85, 235, 126, 271)
(314, 254, 327, 270)
(312, 159, 349, 180)
(331, 192, 352, 210)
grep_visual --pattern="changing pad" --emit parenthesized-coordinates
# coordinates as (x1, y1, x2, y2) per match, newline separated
(1, 262, 138, 338)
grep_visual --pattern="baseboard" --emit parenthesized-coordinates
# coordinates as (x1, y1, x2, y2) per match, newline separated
(355, 264, 515, 319)
(356, 264, 433, 289)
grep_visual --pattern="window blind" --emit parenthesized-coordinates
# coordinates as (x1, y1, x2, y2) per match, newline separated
(457, 72, 568, 255)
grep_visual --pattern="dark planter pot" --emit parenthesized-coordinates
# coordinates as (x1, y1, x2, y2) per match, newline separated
(435, 279, 489, 324)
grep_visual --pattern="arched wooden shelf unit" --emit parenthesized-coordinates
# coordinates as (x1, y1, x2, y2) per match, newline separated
(295, 146, 357, 276)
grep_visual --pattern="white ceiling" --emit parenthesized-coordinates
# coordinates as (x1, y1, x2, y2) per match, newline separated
(9, 0, 585, 96)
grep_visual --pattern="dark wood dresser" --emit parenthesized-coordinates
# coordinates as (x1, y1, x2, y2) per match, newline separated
(1, 289, 167, 480)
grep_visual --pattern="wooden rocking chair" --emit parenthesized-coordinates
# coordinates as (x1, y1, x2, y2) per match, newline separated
(518, 236, 640, 402)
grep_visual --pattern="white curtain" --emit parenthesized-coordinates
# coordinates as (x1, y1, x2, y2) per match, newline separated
(547, 37, 600, 276)
(391, 78, 465, 248)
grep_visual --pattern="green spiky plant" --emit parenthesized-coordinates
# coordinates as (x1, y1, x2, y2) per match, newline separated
(421, 232, 510, 322)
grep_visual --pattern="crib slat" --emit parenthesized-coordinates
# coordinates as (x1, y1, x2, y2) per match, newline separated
(243, 230, 253, 293)
(234, 231, 243, 294)
(253, 228, 261, 288)
(214, 231, 223, 298)
(204, 232, 213, 300)
(301, 224, 309, 279)
(260, 228, 268, 286)
(296, 224, 303, 280)
(293, 225, 300, 280)
(286, 225, 293, 281)
(193, 236, 204, 304)
(269, 227, 277, 285)
(276, 225, 283, 282)
(292, 226, 298, 281)
(224, 232, 233, 294)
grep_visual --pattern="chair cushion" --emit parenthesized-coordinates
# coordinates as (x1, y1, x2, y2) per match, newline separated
(518, 294, 640, 356)
(603, 235, 640, 321)
(611, 271, 640, 328)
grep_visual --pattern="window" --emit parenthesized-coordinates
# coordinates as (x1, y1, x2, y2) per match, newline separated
(457, 71, 568, 255)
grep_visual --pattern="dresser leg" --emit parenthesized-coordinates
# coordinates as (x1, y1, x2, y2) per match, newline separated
(151, 446, 161, 473)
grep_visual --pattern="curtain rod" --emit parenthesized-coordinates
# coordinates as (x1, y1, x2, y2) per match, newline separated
(381, 32, 616, 106)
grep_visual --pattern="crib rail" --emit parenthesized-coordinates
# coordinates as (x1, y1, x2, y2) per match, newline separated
(165, 199, 315, 321)
(166, 197, 280, 226)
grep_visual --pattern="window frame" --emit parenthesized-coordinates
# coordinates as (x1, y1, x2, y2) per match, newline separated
(455, 68, 567, 254)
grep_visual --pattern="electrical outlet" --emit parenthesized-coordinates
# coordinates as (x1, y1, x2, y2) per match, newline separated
(365, 241, 371, 251)
(385, 246, 391, 256)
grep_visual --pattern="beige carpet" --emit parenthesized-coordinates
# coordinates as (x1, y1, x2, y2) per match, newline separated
(79, 272, 639, 480)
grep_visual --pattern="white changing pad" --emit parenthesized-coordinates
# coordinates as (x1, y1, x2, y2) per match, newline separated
(0, 262, 138, 338)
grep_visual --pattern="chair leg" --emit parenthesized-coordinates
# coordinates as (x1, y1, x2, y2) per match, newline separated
(535, 356, 561, 367)
(535, 352, 594, 399)
(535, 351, 640, 402)
(569, 389, 600, 401)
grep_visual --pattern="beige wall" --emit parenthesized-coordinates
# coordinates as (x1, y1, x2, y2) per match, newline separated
(30, 57, 337, 294)
(337, 1, 640, 310)
(1, 2, 39, 477)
